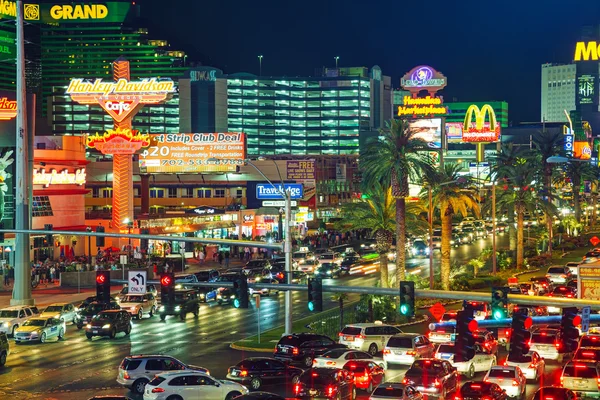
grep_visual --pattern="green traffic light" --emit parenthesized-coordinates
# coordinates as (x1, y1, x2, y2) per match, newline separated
(493, 309, 505, 320)
(233, 298, 240, 308)
(400, 304, 411, 315)
(308, 301, 315, 312)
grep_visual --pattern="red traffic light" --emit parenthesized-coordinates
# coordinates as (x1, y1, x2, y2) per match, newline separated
(573, 315, 582, 326)
(96, 274, 106, 284)
(161, 275, 172, 286)
(468, 320, 478, 333)
(524, 316, 533, 330)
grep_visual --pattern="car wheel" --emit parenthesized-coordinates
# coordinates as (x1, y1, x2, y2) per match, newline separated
(40, 332, 46, 343)
(132, 378, 148, 394)
(225, 392, 242, 400)
(109, 327, 116, 339)
(10, 325, 17, 337)
(250, 377, 262, 390)
(149, 306, 155, 317)
(368, 343, 378, 356)
(125, 324, 131, 336)
(351, 387, 356, 399)
(166, 396, 183, 400)
(160, 313, 166, 321)
(85, 333, 92, 340)
(137, 309, 143, 320)
(303, 355, 313, 367)
(180, 312, 186, 321)
(292, 374, 300, 384)
(76, 324, 82, 330)
(467, 364, 475, 379)
(366, 381, 373, 392)
(58, 328, 64, 340)
(0, 351, 6, 366)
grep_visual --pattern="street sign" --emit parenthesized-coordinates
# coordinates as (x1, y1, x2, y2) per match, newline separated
(262, 200, 298, 207)
(582, 306, 591, 333)
(128, 270, 147, 294)
(591, 236, 600, 247)
(429, 302, 446, 321)
(119, 255, 128, 265)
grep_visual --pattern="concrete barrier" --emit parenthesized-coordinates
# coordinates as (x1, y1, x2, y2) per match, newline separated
(60, 268, 151, 288)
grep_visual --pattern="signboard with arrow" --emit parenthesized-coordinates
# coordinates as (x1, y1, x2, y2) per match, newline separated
(128, 270, 147, 294)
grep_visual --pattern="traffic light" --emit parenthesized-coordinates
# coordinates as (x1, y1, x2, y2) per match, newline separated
(491, 286, 509, 320)
(233, 274, 249, 309)
(44, 224, 53, 246)
(140, 228, 149, 251)
(160, 272, 175, 305)
(399, 281, 415, 317)
(455, 308, 478, 362)
(95, 270, 111, 304)
(508, 308, 533, 361)
(561, 307, 581, 353)
(96, 225, 105, 247)
(307, 277, 323, 312)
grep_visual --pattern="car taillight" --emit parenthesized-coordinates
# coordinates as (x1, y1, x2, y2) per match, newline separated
(123, 372, 130, 380)
(357, 334, 365, 339)
(326, 361, 336, 366)
(294, 383, 301, 394)
(383, 348, 391, 355)
(512, 379, 519, 386)
(338, 332, 343, 337)
(292, 347, 299, 355)
(597, 377, 600, 388)
(434, 378, 441, 387)
(402, 377, 408, 384)
(529, 363, 537, 368)
(555, 341, 561, 349)
(560, 274, 567, 278)
(240, 370, 248, 377)
(406, 351, 416, 356)
(327, 385, 336, 396)
(151, 388, 165, 393)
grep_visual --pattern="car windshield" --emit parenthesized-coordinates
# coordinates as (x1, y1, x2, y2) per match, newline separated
(93, 313, 116, 321)
(410, 360, 444, 372)
(563, 364, 598, 378)
(123, 296, 144, 303)
(23, 319, 46, 326)
(532, 333, 556, 344)
(488, 368, 515, 378)
(322, 349, 348, 358)
(44, 305, 63, 312)
(466, 302, 486, 311)
(293, 252, 307, 258)
(548, 267, 565, 274)
(372, 387, 403, 397)
(278, 335, 302, 346)
(387, 337, 413, 348)
(0, 310, 18, 318)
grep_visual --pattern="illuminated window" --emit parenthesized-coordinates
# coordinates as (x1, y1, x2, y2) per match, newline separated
(32, 196, 53, 217)
(214, 189, 225, 198)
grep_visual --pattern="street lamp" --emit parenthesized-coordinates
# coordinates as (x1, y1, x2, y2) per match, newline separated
(334, 56, 339, 68)
(258, 55, 263, 76)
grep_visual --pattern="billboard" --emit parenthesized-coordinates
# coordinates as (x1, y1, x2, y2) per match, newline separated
(286, 160, 315, 180)
(397, 95, 447, 117)
(445, 122, 463, 142)
(400, 65, 447, 93)
(578, 75, 595, 105)
(139, 132, 246, 174)
(462, 104, 501, 143)
(256, 183, 303, 200)
(408, 118, 442, 149)
(0, 2, 131, 24)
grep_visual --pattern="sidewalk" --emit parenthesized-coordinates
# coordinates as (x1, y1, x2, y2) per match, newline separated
(0, 285, 123, 308)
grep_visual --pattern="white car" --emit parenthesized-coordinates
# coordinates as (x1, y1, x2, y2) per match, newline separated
(383, 333, 435, 366)
(369, 382, 423, 400)
(14, 317, 66, 343)
(339, 323, 403, 355)
(143, 370, 248, 400)
(484, 365, 526, 399)
(0, 305, 39, 336)
(120, 294, 158, 320)
(434, 343, 496, 379)
(312, 349, 386, 369)
(504, 351, 545, 381)
(529, 329, 563, 361)
(40, 303, 77, 324)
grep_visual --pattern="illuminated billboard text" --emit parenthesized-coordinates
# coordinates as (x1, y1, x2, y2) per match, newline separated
(33, 168, 86, 187)
(462, 105, 500, 143)
(50, 4, 107, 20)
(86, 128, 150, 155)
(401, 65, 447, 93)
(0, 2, 131, 23)
(0, 97, 16, 120)
(574, 41, 600, 61)
(66, 78, 175, 96)
(397, 95, 447, 116)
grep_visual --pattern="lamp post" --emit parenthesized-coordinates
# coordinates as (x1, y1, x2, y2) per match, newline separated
(334, 56, 339, 69)
(86, 226, 92, 266)
(258, 55, 263, 76)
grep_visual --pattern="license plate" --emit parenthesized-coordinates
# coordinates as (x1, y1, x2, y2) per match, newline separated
(281, 347, 288, 353)
(309, 389, 317, 396)
(574, 380, 586, 387)
(92, 330, 98, 334)
(537, 345, 548, 350)
(345, 336, 354, 341)
(231, 371, 238, 377)
(441, 354, 451, 360)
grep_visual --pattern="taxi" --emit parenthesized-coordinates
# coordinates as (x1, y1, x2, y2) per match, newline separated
(434, 343, 497, 379)
(14, 316, 66, 343)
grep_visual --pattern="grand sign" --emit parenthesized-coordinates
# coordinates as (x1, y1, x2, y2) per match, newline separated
(0, 2, 131, 23)
(462, 105, 501, 143)
(401, 65, 447, 93)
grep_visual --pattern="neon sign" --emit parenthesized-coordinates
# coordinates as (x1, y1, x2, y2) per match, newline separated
(33, 168, 86, 187)
(574, 41, 600, 61)
(397, 95, 447, 116)
(462, 105, 501, 143)
(86, 128, 151, 155)
(401, 65, 447, 92)
(0, 97, 16, 120)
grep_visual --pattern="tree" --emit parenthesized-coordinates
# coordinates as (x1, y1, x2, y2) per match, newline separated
(361, 119, 432, 285)
(562, 161, 597, 223)
(424, 164, 479, 290)
(335, 182, 426, 288)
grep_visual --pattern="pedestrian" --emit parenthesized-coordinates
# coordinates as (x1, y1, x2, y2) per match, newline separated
(218, 251, 224, 266)
(198, 251, 205, 264)
(3, 265, 9, 286)
(244, 247, 250, 262)
(164, 262, 170, 273)
(50, 266, 56, 283)
(153, 263, 158, 277)
(225, 251, 230, 268)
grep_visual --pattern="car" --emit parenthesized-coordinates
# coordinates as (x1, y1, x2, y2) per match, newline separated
(87, 396, 133, 400)
(410, 239, 429, 257)
(85, 310, 131, 339)
(434, 343, 497, 378)
(461, 217, 476, 226)
(383, 333, 435, 366)
(248, 277, 280, 296)
(117, 354, 210, 394)
(580, 334, 600, 348)
(297, 259, 320, 274)
(206, 272, 241, 304)
(118, 284, 157, 302)
(566, 261, 580, 277)
(483, 365, 526, 399)
(561, 361, 600, 399)
(432, 236, 442, 250)
(532, 386, 577, 400)
(243, 259, 272, 275)
(440, 312, 458, 322)
(119, 293, 157, 320)
(461, 226, 476, 240)
(549, 285, 576, 298)
(316, 262, 342, 278)
(274, 333, 347, 367)
(0, 305, 40, 336)
(402, 359, 459, 399)
(343, 361, 384, 393)
(504, 351, 545, 381)
(293, 250, 315, 264)
(546, 265, 572, 284)
(528, 329, 564, 361)
(511, 305, 549, 317)
(529, 277, 551, 295)
(340, 255, 361, 274)
(497, 222, 509, 232)
(465, 301, 489, 321)
(226, 357, 302, 390)
(368, 382, 423, 400)
(40, 303, 77, 324)
(573, 347, 600, 364)
(0, 332, 9, 366)
(174, 274, 199, 287)
(193, 269, 220, 283)
(14, 316, 65, 343)
(232, 392, 285, 400)
(75, 301, 120, 329)
(584, 251, 600, 262)
(475, 227, 488, 239)
(455, 381, 508, 400)
(77, 295, 118, 310)
(293, 367, 356, 400)
(339, 323, 403, 355)
(144, 370, 249, 400)
(428, 325, 456, 344)
(313, 349, 386, 369)
(474, 330, 499, 356)
(318, 252, 343, 266)
(157, 289, 199, 320)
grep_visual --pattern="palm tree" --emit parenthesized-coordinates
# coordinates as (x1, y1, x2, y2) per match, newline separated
(562, 161, 597, 223)
(361, 119, 432, 285)
(423, 164, 479, 290)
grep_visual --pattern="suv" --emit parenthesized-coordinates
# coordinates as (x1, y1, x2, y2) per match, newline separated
(561, 361, 600, 399)
(383, 333, 435, 365)
(0, 305, 40, 337)
(274, 333, 347, 367)
(206, 272, 240, 304)
(119, 293, 157, 320)
(118, 284, 157, 302)
(158, 289, 199, 321)
(117, 355, 210, 394)
(402, 359, 458, 399)
(75, 301, 120, 330)
(0, 332, 8, 366)
(339, 323, 403, 356)
(546, 265, 572, 284)
(85, 310, 131, 339)
(243, 260, 272, 275)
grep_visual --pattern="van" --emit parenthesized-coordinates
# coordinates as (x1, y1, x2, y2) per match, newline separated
(338, 323, 403, 356)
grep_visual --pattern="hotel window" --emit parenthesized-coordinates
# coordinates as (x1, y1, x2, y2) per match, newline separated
(102, 189, 112, 198)
(150, 189, 165, 198)
(168, 188, 177, 198)
(215, 189, 225, 198)
(32, 196, 53, 217)
(92, 187, 100, 198)
(236, 189, 243, 198)
(197, 189, 211, 198)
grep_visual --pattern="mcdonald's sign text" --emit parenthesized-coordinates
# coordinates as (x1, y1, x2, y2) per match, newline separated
(574, 42, 600, 61)
(462, 104, 501, 143)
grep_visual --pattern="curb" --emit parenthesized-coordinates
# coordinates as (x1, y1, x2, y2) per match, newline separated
(512, 268, 540, 278)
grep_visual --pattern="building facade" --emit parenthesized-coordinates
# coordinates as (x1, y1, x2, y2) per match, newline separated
(541, 63, 577, 123)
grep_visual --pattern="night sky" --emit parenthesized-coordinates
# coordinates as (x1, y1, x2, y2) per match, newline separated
(142, 0, 600, 124)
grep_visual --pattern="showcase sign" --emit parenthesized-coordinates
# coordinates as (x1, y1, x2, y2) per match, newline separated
(139, 132, 246, 174)
(462, 104, 501, 143)
(401, 65, 447, 93)
(0, 2, 131, 24)
(578, 75, 595, 105)
(256, 183, 303, 200)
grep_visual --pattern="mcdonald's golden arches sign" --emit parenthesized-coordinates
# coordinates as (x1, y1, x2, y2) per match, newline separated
(462, 104, 501, 143)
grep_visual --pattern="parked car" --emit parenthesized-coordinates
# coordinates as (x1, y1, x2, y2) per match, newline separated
(0, 332, 9, 366)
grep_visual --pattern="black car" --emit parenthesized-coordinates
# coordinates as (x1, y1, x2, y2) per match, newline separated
(532, 387, 577, 400)
(550, 285, 576, 298)
(456, 381, 507, 400)
(274, 333, 347, 367)
(293, 368, 355, 400)
(193, 269, 219, 282)
(207, 272, 241, 304)
(76, 295, 118, 311)
(243, 259, 272, 274)
(75, 301, 120, 329)
(231, 393, 285, 400)
(316, 262, 341, 278)
(403, 359, 458, 399)
(157, 289, 199, 320)
(85, 310, 131, 339)
(530, 276, 551, 294)
(226, 357, 303, 390)
(340, 256, 360, 274)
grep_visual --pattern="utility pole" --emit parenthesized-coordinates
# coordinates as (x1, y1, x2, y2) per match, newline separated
(12, 0, 33, 306)
(492, 182, 497, 274)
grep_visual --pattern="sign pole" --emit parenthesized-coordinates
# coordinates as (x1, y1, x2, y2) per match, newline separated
(256, 295, 261, 344)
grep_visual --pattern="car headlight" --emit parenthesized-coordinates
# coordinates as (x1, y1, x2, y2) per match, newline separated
(31, 330, 39, 336)
(102, 324, 111, 329)
(158, 306, 165, 311)
(86, 324, 92, 329)
(326, 270, 332, 275)
(54, 314, 61, 319)
(2, 322, 8, 328)
(74, 307, 79, 312)
(174, 306, 181, 311)
(200, 293, 205, 299)
(230, 295, 235, 299)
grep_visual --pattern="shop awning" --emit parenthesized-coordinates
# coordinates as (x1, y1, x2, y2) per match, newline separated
(148, 220, 236, 235)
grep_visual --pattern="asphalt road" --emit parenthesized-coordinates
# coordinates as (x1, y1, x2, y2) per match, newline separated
(1, 233, 531, 400)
